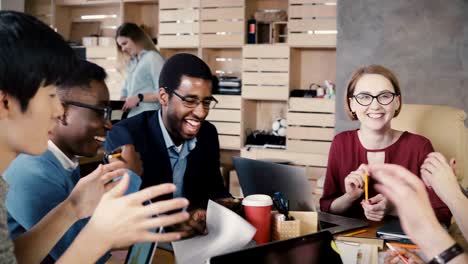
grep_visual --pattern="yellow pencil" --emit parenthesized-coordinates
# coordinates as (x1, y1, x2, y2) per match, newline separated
(341, 229, 368, 237)
(387, 242, 420, 250)
(108, 152, 121, 160)
(364, 171, 369, 201)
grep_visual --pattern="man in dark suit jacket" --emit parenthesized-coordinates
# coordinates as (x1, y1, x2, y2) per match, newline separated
(105, 53, 235, 237)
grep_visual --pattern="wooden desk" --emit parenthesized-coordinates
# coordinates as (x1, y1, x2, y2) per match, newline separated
(108, 248, 175, 264)
(152, 249, 174, 264)
(350, 220, 383, 238)
(111, 221, 385, 264)
(152, 221, 383, 264)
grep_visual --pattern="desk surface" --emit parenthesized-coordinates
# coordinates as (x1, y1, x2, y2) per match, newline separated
(351, 220, 382, 238)
(153, 249, 175, 264)
(109, 220, 383, 264)
(147, 221, 383, 264)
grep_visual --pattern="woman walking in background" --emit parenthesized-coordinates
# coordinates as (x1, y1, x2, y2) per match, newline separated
(116, 22, 164, 118)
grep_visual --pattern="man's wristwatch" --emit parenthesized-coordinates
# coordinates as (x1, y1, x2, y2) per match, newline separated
(137, 93, 144, 106)
(429, 243, 464, 264)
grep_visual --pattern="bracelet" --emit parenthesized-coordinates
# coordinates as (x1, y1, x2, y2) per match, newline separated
(137, 93, 144, 106)
(428, 243, 464, 264)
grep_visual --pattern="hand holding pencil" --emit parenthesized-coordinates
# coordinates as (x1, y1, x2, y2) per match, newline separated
(384, 243, 425, 264)
(364, 170, 369, 201)
(105, 145, 143, 176)
(344, 164, 368, 200)
(353, 166, 387, 221)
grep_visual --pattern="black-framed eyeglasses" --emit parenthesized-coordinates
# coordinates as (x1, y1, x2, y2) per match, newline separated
(63, 101, 112, 121)
(351, 92, 397, 106)
(172, 91, 218, 109)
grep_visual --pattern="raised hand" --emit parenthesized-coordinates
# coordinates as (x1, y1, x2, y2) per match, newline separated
(368, 164, 448, 249)
(87, 177, 190, 249)
(420, 152, 459, 202)
(67, 161, 127, 220)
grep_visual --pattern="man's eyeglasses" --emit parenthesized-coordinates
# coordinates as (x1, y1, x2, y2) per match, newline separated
(172, 91, 218, 109)
(63, 101, 112, 121)
(351, 92, 397, 106)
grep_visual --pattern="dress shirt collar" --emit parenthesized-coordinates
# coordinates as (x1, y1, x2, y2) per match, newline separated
(47, 140, 79, 171)
(158, 109, 197, 152)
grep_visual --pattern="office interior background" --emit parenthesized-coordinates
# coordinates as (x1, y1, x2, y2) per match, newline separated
(1, 0, 466, 195)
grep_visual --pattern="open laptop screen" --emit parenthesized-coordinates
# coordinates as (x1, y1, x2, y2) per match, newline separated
(209, 231, 342, 264)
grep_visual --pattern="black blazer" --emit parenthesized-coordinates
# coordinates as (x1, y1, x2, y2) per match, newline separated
(105, 111, 231, 208)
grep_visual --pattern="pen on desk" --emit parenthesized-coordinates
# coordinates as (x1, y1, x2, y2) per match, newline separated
(386, 242, 410, 264)
(341, 229, 368, 237)
(387, 242, 420, 250)
(364, 170, 369, 201)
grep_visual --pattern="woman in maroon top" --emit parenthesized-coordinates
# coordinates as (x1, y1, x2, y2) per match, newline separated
(319, 65, 451, 225)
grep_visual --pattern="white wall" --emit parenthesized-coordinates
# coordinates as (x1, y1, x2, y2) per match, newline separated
(0, 0, 24, 12)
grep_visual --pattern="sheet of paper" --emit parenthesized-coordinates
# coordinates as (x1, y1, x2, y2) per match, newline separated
(172, 200, 256, 264)
(358, 244, 378, 264)
(335, 241, 359, 264)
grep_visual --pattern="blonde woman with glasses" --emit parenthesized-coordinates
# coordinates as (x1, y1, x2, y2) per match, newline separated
(320, 65, 451, 226)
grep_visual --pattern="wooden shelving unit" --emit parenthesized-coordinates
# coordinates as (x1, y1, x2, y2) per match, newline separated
(200, 0, 245, 47)
(205, 95, 242, 150)
(158, 0, 199, 48)
(287, 98, 335, 154)
(242, 45, 290, 101)
(25, 0, 53, 26)
(288, 0, 337, 47)
(202, 47, 242, 78)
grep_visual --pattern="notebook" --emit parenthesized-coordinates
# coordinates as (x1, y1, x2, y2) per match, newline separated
(376, 217, 413, 244)
(208, 230, 343, 264)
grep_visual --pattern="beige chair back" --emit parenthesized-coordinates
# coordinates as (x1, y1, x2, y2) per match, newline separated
(392, 104, 467, 186)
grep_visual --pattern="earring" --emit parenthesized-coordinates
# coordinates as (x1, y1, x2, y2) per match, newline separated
(352, 111, 357, 118)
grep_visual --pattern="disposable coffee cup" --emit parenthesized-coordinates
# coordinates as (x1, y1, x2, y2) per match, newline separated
(242, 194, 273, 244)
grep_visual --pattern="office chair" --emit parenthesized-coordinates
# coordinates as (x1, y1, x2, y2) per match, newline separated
(392, 104, 467, 187)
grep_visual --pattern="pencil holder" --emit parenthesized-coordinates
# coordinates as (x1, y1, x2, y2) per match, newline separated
(271, 212, 300, 241)
(271, 211, 319, 241)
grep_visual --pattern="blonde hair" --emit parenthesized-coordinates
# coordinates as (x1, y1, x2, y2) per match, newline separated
(115, 23, 159, 73)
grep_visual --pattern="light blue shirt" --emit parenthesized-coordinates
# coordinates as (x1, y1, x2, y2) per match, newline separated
(4, 141, 141, 263)
(122, 50, 165, 118)
(158, 110, 197, 198)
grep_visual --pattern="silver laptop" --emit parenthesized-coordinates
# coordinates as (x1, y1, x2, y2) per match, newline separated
(233, 157, 368, 234)
(233, 156, 315, 211)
